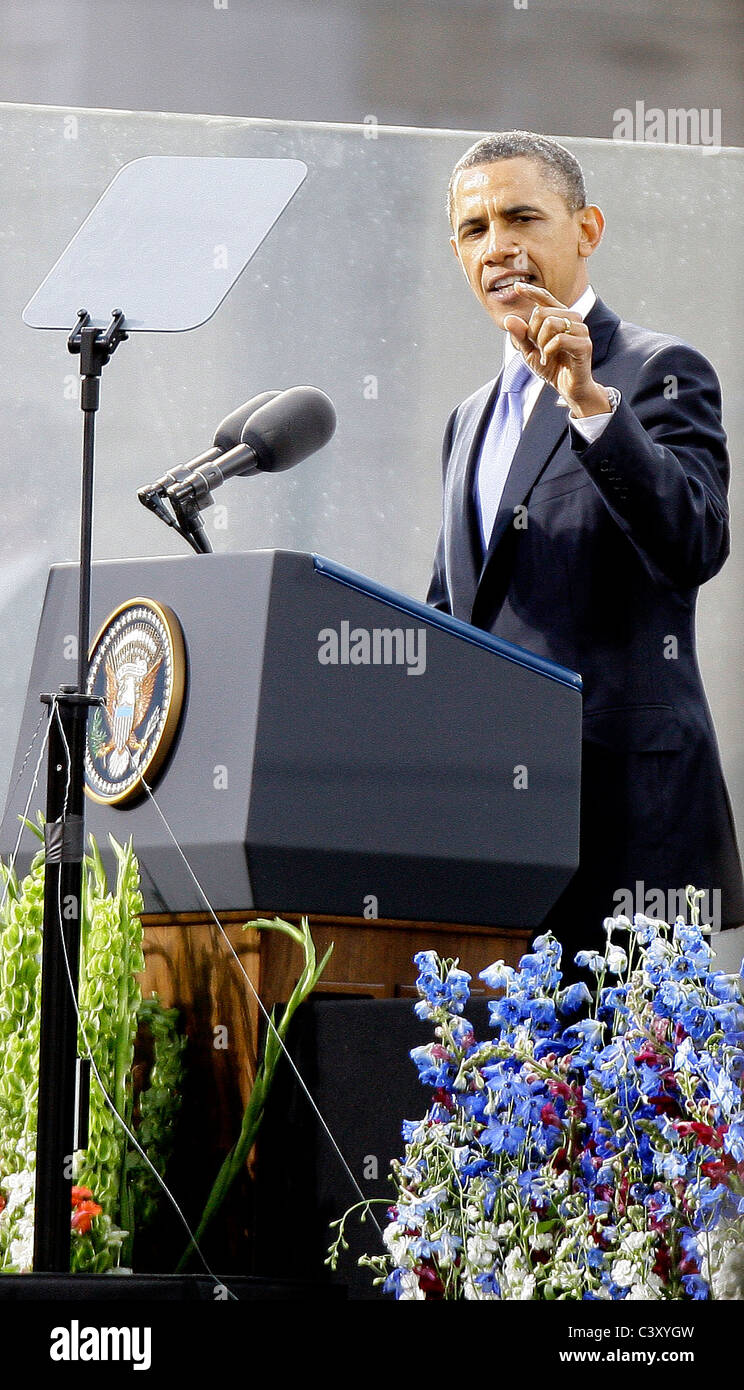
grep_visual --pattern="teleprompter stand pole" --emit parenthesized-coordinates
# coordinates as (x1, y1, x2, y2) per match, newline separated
(33, 309, 127, 1271)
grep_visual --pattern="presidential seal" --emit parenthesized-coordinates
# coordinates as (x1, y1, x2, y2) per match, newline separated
(85, 598, 186, 806)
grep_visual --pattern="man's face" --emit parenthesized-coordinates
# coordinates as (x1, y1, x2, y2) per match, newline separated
(449, 156, 601, 329)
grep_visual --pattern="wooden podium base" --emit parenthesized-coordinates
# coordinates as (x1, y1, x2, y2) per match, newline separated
(136, 912, 531, 1267)
(140, 910, 531, 1115)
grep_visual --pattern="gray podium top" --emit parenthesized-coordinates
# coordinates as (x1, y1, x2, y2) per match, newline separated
(1, 551, 581, 927)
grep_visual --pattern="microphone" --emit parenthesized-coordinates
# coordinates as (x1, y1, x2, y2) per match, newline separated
(167, 386, 337, 512)
(137, 390, 281, 523)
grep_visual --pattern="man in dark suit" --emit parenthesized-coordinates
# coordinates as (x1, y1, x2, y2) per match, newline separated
(427, 131, 744, 963)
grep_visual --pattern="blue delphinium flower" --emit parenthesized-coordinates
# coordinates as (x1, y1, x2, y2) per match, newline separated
(630, 913, 660, 946)
(473, 1270, 501, 1297)
(574, 949, 606, 974)
(711, 1002, 744, 1038)
(518, 944, 561, 992)
(488, 994, 525, 1032)
(524, 995, 557, 1032)
(723, 1113, 744, 1163)
(414, 953, 472, 1018)
(557, 981, 593, 1015)
(409, 1044, 454, 1088)
(652, 1146, 688, 1181)
(373, 902, 743, 1303)
(596, 985, 629, 1026)
(681, 1273, 709, 1300)
(707, 971, 742, 1003)
(480, 1117, 527, 1156)
(654, 979, 685, 1018)
(562, 1018, 605, 1064)
(678, 997, 715, 1042)
(479, 961, 517, 992)
(696, 1055, 740, 1117)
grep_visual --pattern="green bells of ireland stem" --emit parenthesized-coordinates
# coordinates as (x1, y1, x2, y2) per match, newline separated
(0, 820, 186, 1273)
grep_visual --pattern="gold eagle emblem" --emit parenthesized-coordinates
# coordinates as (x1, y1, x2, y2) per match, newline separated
(98, 655, 162, 778)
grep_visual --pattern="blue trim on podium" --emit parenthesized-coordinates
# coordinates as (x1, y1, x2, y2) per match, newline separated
(311, 554, 582, 692)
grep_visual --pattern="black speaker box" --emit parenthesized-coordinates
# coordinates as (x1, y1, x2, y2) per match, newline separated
(254, 994, 492, 1300)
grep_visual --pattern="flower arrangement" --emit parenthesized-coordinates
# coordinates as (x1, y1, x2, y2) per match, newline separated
(0, 825, 185, 1273)
(335, 895, 744, 1299)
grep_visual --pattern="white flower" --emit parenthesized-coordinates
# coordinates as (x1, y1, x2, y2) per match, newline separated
(450, 1146, 471, 1171)
(436, 1232, 462, 1268)
(383, 1221, 412, 1265)
(466, 1232, 499, 1269)
(501, 1247, 536, 1300)
(8, 1216, 34, 1271)
(619, 1231, 649, 1255)
(606, 944, 628, 975)
(626, 1274, 664, 1300)
(703, 1219, 744, 1300)
(398, 1270, 426, 1301)
(611, 1259, 635, 1287)
(0, 1169, 35, 1217)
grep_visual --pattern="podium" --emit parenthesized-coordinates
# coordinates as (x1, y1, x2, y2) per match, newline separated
(2, 551, 581, 1155)
(4, 549, 581, 911)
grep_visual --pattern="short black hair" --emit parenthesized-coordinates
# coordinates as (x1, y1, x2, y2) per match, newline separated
(448, 131, 587, 225)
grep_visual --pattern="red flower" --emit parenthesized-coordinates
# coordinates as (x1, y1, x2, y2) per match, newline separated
(415, 1262, 444, 1298)
(701, 1152, 738, 1186)
(674, 1121, 723, 1148)
(70, 1198, 102, 1234)
(647, 1094, 683, 1116)
(70, 1185, 94, 1207)
(652, 1242, 673, 1281)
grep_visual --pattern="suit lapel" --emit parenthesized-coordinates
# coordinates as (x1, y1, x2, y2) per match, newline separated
(471, 297, 620, 624)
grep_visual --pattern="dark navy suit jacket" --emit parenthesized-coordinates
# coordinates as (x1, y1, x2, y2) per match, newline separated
(427, 295, 744, 935)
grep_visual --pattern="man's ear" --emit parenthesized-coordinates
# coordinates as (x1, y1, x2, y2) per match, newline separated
(450, 234, 469, 280)
(578, 204, 605, 260)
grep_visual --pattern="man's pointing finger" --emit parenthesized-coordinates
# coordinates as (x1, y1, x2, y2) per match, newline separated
(514, 281, 563, 308)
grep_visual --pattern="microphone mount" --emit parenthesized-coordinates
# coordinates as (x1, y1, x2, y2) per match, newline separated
(138, 390, 284, 555)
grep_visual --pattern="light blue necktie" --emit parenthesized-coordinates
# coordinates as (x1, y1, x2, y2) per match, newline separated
(475, 354, 532, 550)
